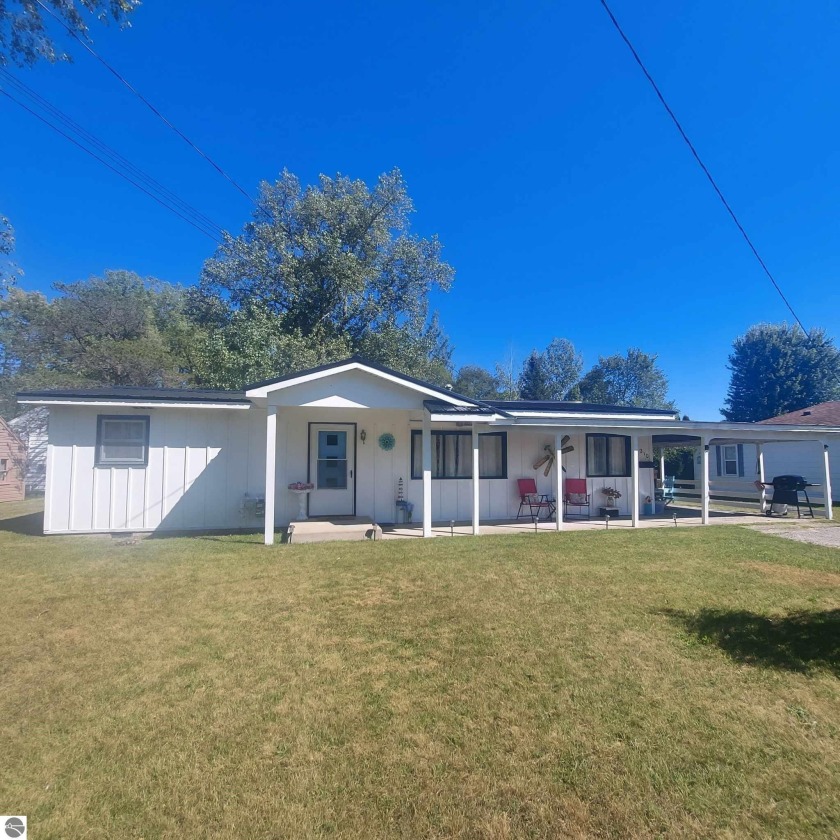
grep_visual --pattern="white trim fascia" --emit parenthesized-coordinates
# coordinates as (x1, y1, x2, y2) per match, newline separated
(18, 399, 251, 410)
(427, 413, 506, 423)
(245, 361, 476, 407)
(502, 411, 679, 421)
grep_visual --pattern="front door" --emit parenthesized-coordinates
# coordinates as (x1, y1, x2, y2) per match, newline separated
(308, 424, 355, 517)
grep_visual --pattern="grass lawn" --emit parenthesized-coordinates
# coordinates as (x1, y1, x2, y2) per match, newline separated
(1, 499, 839, 839)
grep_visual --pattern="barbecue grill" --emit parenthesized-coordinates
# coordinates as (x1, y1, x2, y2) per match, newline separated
(766, 474, 817, 518)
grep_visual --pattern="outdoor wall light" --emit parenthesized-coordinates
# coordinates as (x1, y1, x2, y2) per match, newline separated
(360, 429, 367, 444)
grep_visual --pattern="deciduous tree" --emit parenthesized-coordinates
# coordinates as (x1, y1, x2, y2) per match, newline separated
(199, 168, 454, 383)
(452, 365, 499, 400)
(0, 0, 137, 67)
(578, 348, 674, 410)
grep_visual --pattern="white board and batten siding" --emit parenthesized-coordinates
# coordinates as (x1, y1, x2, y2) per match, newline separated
(45, 406, 266, 533)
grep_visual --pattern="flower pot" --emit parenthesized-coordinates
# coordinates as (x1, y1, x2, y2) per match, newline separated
(643, 502, 654, 516)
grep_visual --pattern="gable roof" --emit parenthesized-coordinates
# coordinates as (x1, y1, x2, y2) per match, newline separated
(244, 355, 484, 407)
(759, 401, 840, 426)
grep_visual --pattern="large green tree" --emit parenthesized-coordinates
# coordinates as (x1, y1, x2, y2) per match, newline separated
(722, 323, 840, 421)
(198, 168, 454, 385)
(0, 0, 137, 66)
(0, 215, 21, 292)
(518, 338, 582, 400)
(452, 365, 499, 400)
(0, 270, 202, 416)
(578, 348, 675, 410)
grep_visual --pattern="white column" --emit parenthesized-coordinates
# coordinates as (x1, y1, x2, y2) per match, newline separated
(554, 432, 564, 531)
(757, 443, 766, 513)
(264, 405, 277, 546)
(422, 410, 432, 537)
(701, 440, 710, 524)
(631, 434, 640, 527)
(822, 442, 833, 521)
(471, 425, 480, 535)
(659, 451, 666, 484)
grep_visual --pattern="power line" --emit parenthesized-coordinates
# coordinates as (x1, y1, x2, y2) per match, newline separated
(0, 68, 225, 241)
(0, 85, 223, 244)
(597, 0, 811, 337)
(35, 0, 257, 207)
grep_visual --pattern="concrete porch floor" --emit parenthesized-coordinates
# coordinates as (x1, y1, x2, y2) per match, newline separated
(279, 505, 833, 544)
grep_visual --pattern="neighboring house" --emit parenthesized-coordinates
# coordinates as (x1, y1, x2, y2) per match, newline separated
(0, 417, 26, 503)
(16, 357, 840, 541)
(702, 402, 840, 503)
(9, 407, 49, 494)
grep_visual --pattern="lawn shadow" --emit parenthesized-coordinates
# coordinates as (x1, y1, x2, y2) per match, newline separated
(0, 510, 44, 536)
(663, 607, 840, 676)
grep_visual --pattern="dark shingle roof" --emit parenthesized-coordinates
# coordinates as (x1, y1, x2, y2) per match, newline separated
(17, 386, 249, 405)
(759, 401, 840, 426)
(485, 400, 678, 417)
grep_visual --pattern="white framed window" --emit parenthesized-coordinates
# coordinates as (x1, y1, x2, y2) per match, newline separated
(96, 415, 150, 467)
(0, 458, 7, 481)
(410, 431, 507, 479)
(722, 445, 738, 476)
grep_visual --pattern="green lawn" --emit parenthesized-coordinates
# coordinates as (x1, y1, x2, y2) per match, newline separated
(1, 499, 839, 839)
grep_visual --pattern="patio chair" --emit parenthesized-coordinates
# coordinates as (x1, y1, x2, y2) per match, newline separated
(516, 478, 556, 520)
(563, 478, 590, 519)
(655, 475, 676, 507)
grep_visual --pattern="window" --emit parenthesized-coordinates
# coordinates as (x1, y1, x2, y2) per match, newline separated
(0, 458, 7, 481)
(96, 415, 150, 467)
(722, 445, 738, 476)
(586, 434, 630, 478)
(411, 431, 507, 479)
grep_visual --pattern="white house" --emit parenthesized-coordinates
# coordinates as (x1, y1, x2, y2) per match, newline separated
(9, 407, 49, 494)
(17, 357, 839, 542)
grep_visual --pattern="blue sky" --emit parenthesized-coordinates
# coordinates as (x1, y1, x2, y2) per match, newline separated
(3, 0, 840, 419)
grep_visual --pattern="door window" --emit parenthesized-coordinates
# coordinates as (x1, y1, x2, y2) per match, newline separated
(317, 430, 348, 489)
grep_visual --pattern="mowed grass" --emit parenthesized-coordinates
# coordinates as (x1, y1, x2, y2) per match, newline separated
(1, 500, 839, 839)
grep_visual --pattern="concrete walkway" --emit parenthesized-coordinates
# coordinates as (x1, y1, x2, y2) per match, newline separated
(280, 506, 835, 544)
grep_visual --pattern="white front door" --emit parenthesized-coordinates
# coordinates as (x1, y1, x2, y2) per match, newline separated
(308, 424, 355, 517)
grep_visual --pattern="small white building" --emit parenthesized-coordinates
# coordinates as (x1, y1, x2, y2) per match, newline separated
(17, 357, 839, 541)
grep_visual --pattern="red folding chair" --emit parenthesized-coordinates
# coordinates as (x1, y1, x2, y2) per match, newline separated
(563, 478, 591, 519)
(516, 478, 556, 520)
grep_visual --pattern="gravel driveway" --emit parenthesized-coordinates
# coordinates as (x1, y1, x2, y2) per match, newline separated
(748, 522, 840, 549)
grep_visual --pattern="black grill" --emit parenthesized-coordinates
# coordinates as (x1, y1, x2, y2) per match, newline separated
(767, 474, 817, 517)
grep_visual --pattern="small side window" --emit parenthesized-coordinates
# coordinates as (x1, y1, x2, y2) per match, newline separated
(96, 416, 150, 468)
(0, 458, 7, 481)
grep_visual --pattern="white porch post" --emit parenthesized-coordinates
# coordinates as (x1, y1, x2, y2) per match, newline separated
(822, 442, 833, 521)
(554, 432, 564, 531)
(757, 443, 766, 513)
(659, 450, 666, 484)
(264, 405, 277, 546)
(422, 409, 432, 537)
(631, 433, 640, 527)
(471, 425, 480, 535)
(701, 439, 710, 524)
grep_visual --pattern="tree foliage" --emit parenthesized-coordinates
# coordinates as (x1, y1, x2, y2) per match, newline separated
(578, 348, 675, 409)
(0, 0, 137, 67)
(518, 338, 582, 400)
(199, 168, 453, 384)
(0, 270, 200, 416)
(452, 365, 499, 400)
(722, 323, 840, 421)
(0, 215, 21, 292)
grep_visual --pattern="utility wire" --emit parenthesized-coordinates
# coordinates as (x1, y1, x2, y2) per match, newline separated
(0, 68, 225, 241)
(0, 85, 223, 243)
(598, 0, 811, 337)
(35, 0, 256, 206)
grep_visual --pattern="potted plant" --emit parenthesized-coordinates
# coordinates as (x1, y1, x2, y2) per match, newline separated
(601, 486, 622, 508)
(643, 495, 654, 516)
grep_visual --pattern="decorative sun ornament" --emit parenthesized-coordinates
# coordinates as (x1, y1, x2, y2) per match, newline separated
(378, 432, 396, 451)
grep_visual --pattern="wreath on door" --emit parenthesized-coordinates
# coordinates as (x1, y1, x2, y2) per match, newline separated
(378, 432, 396, 451)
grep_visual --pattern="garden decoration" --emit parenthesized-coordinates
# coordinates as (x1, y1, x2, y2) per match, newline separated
(532, 436, 574, 476)
(378, 432, 396, 451)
